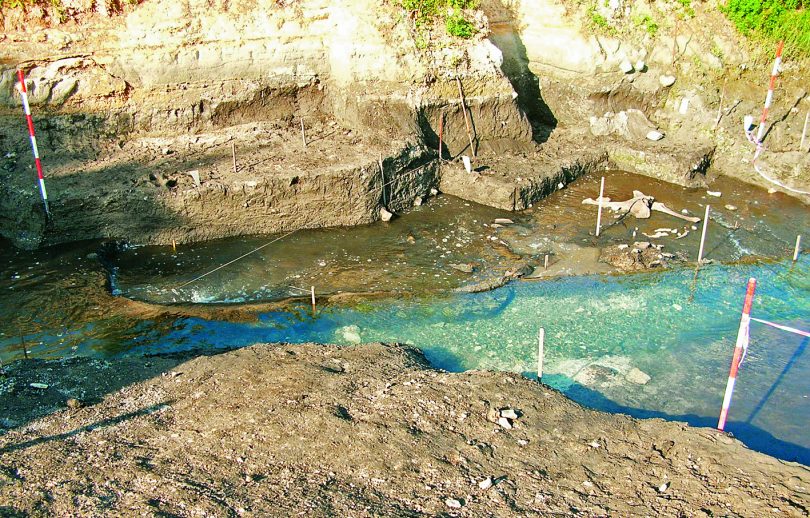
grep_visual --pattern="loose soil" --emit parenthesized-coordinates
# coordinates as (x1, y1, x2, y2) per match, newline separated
(1, 343, 808, 516)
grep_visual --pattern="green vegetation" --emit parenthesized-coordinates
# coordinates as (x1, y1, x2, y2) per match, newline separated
(723, 0, 810, 55)
(632, 13, 659, 37)
(400, 0, 479, 39)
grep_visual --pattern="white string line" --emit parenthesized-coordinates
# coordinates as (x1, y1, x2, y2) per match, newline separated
(751, 317, 810, 338)
(176, 229, 299, 289)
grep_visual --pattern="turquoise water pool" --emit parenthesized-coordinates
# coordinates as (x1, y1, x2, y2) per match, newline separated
(103, 258, 808, 463)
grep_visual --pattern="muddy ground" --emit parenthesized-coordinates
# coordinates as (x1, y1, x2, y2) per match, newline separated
(1, 342, 808, 516)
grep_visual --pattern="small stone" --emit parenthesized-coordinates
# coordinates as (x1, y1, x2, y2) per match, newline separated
(430, 188, 439, 196)
(634, 60, 646, 72)
(486, 407, 500, 423)
(767, 188, 777, 194)
(724, 204, 737, 211)
(490, 223, 503, 229)
(380, 207, 394, 222)
(557, 182, 565, 190)
(494, 218, 514, 225)
(478, 477, 493, 490)
(29, 383, 49, 389)
(85, 252, 99, 260)
(449, 263, 474, 274)
(517, 439, 528, 446)
(625, 367, 651, 385)
(619, 60, 634, 74)
(617, 244, 629, 250)
(633, 241, 652, 249)
(66, 398, 83, 409)
(658, 481, 670, 493)
(413, 196, 423, 206)
(497, 417, 513, 429)
(672, 303, 682, 310)
(707, 191, 722, 197)
(500, 408, 518, 420)
(659, 75, 676, 87)
(445, 498, 462, 509)
(646, 130, 664, 141)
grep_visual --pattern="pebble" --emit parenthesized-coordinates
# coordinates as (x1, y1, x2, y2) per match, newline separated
(500, 408, 518, 419)
(660, 75, 676, 87)
(29, 383, 49, 389)
(724, 204, 737, 211)
(707, 191, 722, 197)
(66, 398, 83, 409)
(494, 218, 514, 225)
(380, 207, 394, 222)
(445, 498, 463, 509)
(658, 481, 670, 493)
(497, 417, 513, 429)
(478, 477, 493, 490)
(619, 60, 634, 73)
(646, 130, 664, 141)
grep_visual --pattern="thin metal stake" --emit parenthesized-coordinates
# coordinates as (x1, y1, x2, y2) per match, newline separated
(595, 176, 605, 237)
(231, 142, 237, 174)
(537, 327, 545, 382)
(794, 235, 802, 261)
(697, 205, 711, 263)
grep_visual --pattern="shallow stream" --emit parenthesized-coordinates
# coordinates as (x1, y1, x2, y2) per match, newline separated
(1, 170, 808, 463)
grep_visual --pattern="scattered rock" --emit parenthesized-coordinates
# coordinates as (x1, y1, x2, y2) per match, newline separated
(445, 498, 463, 509)
(29, 383, 49, 389)
(646, 130, 664, 141)
(659, 75, 676, 87)
(724, 204, 737, 211)
(500, 408, 518, 420)
(619, 60, 634, 73)
(413, 197, 423, 206)
(380, 208, 394, 222)
(497, 417, 513, 429)
(635, 60, 646, 72)
(337, 325, 362, 345)
(494, 218, 514, 225)
(430, 188, 439, 196)
(449, 263, 474, 274)
(625, 368, 651, 385)
(187, 170, 201, 187)
(658, 481, 671, 493)
(707, 191, 721, 197)
(634, 241, 652, 249)
(66, 398, 83, 409)
(479, 477, 493, 490)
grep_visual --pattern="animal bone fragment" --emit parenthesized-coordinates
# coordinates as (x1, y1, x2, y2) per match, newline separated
(583, 191, 702, 223)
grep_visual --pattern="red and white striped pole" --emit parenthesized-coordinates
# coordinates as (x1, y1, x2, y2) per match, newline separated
(754, 41, 784, 147)
(16, 69, 51, 218)
(717, 277, 757, 431)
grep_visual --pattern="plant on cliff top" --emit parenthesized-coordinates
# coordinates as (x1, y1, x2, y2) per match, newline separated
(400, 0, 479, 39)
(723, 0, 810, 56)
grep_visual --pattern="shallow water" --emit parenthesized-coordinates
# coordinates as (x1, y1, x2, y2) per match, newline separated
(1, 170, 808, 464)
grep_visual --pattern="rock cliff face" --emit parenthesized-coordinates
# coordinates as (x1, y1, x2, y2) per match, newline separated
(0, 0, 807, 248)
(0, 0, 536, 247)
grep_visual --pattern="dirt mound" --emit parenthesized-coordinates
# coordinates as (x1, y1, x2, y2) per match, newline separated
(1, 342, 808, 516)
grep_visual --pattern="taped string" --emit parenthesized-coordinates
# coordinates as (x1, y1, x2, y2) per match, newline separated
(176, 229, 298, 289)
(750, 317, 810, 338)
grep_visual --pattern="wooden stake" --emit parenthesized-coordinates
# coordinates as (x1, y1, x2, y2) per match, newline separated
(20, 332, 28, 359)
(697, 205, 711, 263)
(544, 254, 549, 270)
(794, 235, 802, 261)
(801, 112, 809, 152)
(172, 239, 176, 252)
(715, 80, 726, 128)
(231, 142, 237, 174)
(378, 154, 386, 207)
(301, 117, 307, 149)
(311, 286, 316, 315)
(537, 327, 545, 382)
(438, 110, 444, 161)
(595, 176, 605, 237)
(456, 77, 476, 158)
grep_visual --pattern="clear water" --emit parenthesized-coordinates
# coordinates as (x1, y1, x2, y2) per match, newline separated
(1, 171, 808, 464)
